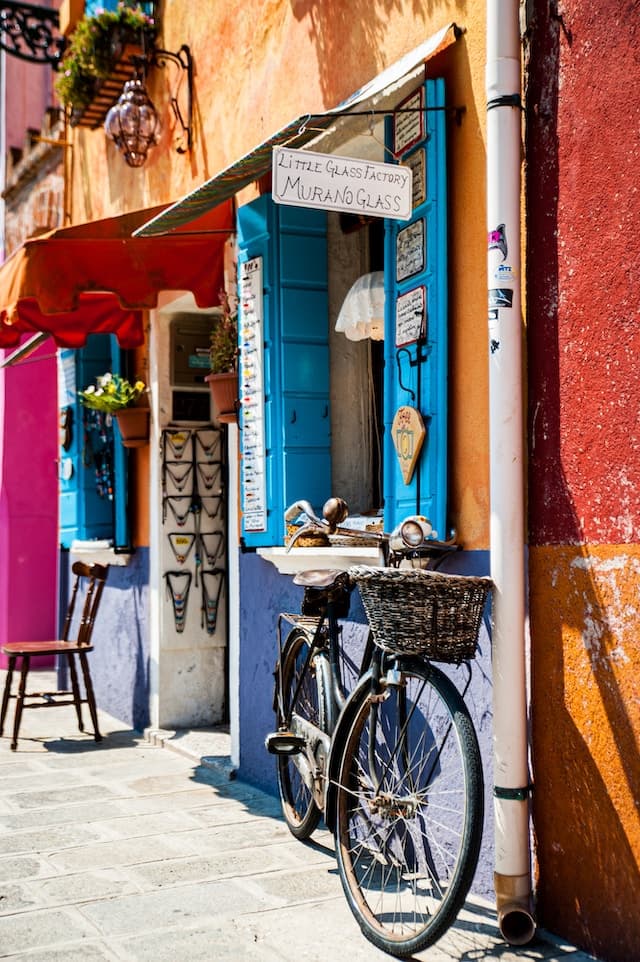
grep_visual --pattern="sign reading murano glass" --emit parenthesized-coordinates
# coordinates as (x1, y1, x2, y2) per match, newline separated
(272, 147, 413, 221)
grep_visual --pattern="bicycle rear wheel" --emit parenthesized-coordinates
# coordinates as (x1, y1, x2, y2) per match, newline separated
(334, 657, 483, 957)
(276, 627, 330, 840)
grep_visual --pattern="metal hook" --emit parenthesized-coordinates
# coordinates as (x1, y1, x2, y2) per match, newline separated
(395, 348, 416, 401)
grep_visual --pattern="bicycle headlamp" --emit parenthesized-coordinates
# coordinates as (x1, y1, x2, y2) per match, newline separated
(399, 516, 433, 548)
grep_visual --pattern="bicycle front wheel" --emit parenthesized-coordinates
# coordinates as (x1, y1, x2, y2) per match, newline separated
(276, 628, 331, 840)
(334, 657, 483, 957)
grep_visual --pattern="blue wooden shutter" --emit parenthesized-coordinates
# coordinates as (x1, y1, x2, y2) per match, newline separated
(110, 342, 131, 551)
(237, 196, 330, 547)
(59, 335, 130, 549)
(383, 78, 448, 538)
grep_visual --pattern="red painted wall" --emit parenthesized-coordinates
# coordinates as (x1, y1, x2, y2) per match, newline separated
(527, 3, 640, 960)
(527, 0, 640, 547)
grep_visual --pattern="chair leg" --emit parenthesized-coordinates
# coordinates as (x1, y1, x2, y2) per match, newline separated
(78, 650, 102, 742)
(0, 654, 16, 737)
(11, 655, 30, 751)
(67, 653, 85, 733)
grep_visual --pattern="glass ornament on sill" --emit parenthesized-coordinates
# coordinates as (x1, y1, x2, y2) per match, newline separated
(105, 73, 161, 168)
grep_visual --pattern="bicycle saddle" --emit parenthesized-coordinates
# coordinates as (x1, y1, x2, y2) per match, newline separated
(293, 569, 344, 588)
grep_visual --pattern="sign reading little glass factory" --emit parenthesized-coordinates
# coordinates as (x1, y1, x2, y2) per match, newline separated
(273, 147, 413, 221)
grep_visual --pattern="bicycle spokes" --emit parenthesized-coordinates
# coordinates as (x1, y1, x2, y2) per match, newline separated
(335, 663, 483, 955)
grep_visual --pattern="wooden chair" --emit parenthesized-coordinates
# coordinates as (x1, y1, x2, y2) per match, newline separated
(0, 561, 109, 751)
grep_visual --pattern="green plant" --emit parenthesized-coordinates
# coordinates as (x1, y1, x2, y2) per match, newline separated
(54, 3, 156, 110)
(78, 372, 146, 412)
(210, 289, 239, 374)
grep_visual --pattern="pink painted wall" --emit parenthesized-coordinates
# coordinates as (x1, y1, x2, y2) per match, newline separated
(5, 58, 52, 151)
(1, 1, 61, 665)
(0, 343, 58, 665)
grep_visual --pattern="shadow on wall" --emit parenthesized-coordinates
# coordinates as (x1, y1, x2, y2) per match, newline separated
(290, 0, 457, 105)
(238, 548, 496, 900)
(89, 550, 151, 733)
(526, 7, 640, 961)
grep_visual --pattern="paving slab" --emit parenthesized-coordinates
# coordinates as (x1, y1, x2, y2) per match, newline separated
(0, 670, 601, 962)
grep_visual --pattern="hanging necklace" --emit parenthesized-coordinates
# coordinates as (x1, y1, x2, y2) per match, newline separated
(164, 460, 194, 494)
(200, 495, 223, 521)
(199, 531, 224, 566)
(194, 428, 221, 460)
(167, 532, 196, 565)
(163, 429, 192, 460)
(164, 571, 192, 634)
(196, 460, 222, 492)
(201, 568, 225, 635)
(164, 495, 193, 527)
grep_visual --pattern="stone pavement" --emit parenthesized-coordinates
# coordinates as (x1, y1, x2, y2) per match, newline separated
(0, 671, 600, 962)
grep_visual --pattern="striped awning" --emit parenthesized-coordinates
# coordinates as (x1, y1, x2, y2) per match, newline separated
(134, 22, 459, 238)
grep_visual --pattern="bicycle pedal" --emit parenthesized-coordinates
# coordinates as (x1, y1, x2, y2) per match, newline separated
(265, 731, 306, 756)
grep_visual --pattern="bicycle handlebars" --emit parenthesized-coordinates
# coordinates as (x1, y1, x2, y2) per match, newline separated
(285, 497, 459, 558)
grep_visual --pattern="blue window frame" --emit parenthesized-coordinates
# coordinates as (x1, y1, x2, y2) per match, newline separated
(237, 198, 330, 547)
(383, 78, 448, 538)
(59, 335, 130, 550)
(236, 77, 448, 546)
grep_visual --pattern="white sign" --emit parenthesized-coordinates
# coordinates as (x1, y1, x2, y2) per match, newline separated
(403, 148, 426, 208)
(273, 147, 412, 221)
(396, 218, 425, 282)
(393, 88, 424, 156)
(239, 257, 267, 532)
(395, 286, 426, 347)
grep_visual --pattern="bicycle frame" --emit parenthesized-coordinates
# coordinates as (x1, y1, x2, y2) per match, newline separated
(275, 586, 377, 735)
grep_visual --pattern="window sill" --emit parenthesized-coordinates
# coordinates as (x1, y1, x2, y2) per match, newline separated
(70, 540, 132, 567)
(257, 545, 383, 575)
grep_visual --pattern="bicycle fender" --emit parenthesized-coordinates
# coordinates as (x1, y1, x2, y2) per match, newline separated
(324, 668, 375, 834)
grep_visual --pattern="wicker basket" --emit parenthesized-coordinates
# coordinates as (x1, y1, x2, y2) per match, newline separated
(349, 565, 493, 663)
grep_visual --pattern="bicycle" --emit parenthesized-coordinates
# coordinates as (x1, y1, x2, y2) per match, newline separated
(265, 497, 493, 957)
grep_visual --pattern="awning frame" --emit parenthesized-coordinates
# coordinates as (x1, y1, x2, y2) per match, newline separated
(134, 22, 461, 238)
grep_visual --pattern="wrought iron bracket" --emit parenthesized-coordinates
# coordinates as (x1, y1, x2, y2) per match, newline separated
(0, 2, 65, 65)
(148, 44, 193, 154)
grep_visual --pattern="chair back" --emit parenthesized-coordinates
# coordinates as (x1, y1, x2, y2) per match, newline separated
(61, 562, 109, 647)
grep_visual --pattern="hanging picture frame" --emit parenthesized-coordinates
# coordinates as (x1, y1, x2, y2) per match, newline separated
(393, 87, 424, 157)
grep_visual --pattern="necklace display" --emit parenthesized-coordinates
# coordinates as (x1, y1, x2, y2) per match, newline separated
(161, 426, 226, 639)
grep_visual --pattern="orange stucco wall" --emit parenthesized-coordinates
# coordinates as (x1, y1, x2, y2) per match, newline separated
(530, 544, 640, 960)
(69, 0, 490, 549)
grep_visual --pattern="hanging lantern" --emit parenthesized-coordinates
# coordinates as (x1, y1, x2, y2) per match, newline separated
(105, 72, 160, 168)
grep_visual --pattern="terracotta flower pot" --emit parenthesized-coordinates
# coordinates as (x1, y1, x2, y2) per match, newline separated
(205, 372, 239, 424)
(114, 407, 150, 448)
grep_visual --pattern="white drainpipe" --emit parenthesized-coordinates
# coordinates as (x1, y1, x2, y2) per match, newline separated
(486, 0, 536, 944)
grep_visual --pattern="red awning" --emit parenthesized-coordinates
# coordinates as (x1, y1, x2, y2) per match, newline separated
(0, 201, 234, 349)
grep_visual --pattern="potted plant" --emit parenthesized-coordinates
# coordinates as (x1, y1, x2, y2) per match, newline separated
(205, 289, 239, 424)
(54, 3, 156, 126)
(79, 372, 150, 447)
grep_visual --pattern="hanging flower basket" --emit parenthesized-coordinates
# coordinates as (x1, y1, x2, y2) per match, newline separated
(205, 372, 239, 424)
(54, 6, 156, 129)
(114, 407, 150, 447)
(70, 33, 148, 129)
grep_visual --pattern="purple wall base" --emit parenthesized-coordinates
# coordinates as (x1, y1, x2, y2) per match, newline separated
(237, 548, 495, 898)
(58, 548, 150, 732)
